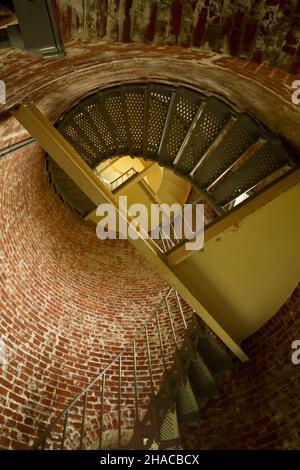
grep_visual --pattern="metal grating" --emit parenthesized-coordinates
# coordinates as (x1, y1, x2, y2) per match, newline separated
(176, 378, 199, 419)
(158, 88, 202, 166)
(123, 87, 146, 154)
(144, 86, 173, 157)
(194, 115, 261, 188)
(176, 98, 232, 175)
(47, 158, 95, 216)
(59, 123, 99, 168)
(213, 140, 291, 206)
(46, 83, 298, 220)
(188, 354, 216, 402)
(102, 89, 129, 153)
(71, 112, 107, 157)
(197, 336, 233, 376)
(159, 406, 179, 442)
(85, 100, 117, 156)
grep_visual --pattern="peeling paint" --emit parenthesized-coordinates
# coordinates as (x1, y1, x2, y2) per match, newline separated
(52, 0, 300, 72)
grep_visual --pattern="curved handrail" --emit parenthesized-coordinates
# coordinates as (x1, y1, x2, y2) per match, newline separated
(33, 286, 174, 449)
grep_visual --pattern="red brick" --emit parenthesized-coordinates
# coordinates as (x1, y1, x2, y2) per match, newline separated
(181, 284, 300, 450)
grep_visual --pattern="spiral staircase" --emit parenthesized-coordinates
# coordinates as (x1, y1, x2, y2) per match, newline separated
(33, 289, 235, 450)
(46, 82, 297, 234)
(24, 81, 299, 450)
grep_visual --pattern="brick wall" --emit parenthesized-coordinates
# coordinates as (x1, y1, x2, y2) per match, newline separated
(1, 42, 299, 155)
(0, 145, 177, 449)
(1, 6, 300, 449)
(55, 0, 300, 74)
(181, 283, 300, 450)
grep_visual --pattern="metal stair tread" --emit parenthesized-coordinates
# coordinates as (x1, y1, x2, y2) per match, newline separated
(212, 138, 293, 206)
(193, 114, 262, 189)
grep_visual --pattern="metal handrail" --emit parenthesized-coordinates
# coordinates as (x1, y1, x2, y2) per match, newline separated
(155, 201, 206, 254)
(33, 286, 185, 450)
(110, 167, 137, 191)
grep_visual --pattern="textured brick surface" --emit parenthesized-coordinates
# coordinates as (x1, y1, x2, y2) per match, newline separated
(54, 0, 300, 73)
(0, 145, 176, 449)
(0, 2, 300, 449)
(1, 42, 299, 155)
(181, 284, 300, 450)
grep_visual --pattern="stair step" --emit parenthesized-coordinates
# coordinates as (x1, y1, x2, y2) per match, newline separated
(143, 84, 174, 158)
(193, 114, 262, 189)
(61, 99, 113, 165)
(176, 377, 200, 422)
(84, 93, 120, 156)
(58, 124, 101, 169)
(188, 353, 217, 403)
(158, 87, 202, 166)
(197, 335, 234, 376)
(159, 403, 180, 444)
(121, 84, 146, 155)
(212, 138, 293, 206)
(140, 398, 179, 448)
(47, 158, 94, 216)
(175, 97, 232, 175)
(100, 88, 129, 155)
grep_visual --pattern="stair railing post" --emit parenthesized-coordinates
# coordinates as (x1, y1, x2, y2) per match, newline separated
(145, 325, 155, 396)
(79, 391, 88, 450)
(165, 298, 178, 348)
(41, 437, 47, 450)
(118, 354, 122, 448)
(60, 411, 69, 450)
(175, 291, 188, 330)
(155, 310, 167, 372)
(98, 373, 105, 450)
(133, 340, 139, 422)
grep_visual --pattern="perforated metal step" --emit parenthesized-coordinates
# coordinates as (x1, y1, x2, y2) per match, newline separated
(143, 85, 174, 158)
(175, 98, 232, 175)
(121, 85, 146, 155)
(159, 404, 179, 443)
(197, 335, 233, 377)
(46, 159, 95, 216)
(193, 114, 262, 189)
(212, 139, 293, 206)
(100, 88, 129, 154)
(176, 377, 200, 422)
(188, 353, 217, 403)
(158, 87, 203, 166)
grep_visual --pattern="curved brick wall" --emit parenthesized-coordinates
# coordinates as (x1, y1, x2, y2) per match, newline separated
(0, 145, 174, 449)
(55, 0, 300, 74)
(181, 284, 300, 450)
(1, 43, 300, 154)
(1, 32, 299, 450)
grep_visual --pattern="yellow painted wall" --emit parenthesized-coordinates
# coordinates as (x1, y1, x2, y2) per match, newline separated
(173, 183, 300, 342)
